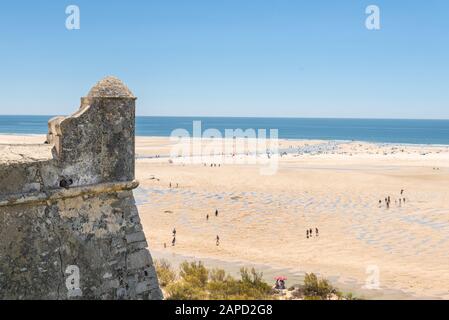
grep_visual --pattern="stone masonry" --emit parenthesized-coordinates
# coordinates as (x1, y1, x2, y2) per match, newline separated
(0, 77, 162, 299)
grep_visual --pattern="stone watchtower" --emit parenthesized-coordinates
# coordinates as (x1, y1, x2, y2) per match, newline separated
(0, 77, 162, 299)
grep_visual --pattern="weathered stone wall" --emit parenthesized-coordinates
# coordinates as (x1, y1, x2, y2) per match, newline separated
(0, 77, 162, 300)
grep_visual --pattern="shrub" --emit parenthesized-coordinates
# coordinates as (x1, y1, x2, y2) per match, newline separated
(303, 273, 337, 300)
(179, 261, 209, 287)
(154, 259, 176, 288)
(209, 268, 227, 282)
(207, 267, 273, 300)
(166, 282, 208, 300)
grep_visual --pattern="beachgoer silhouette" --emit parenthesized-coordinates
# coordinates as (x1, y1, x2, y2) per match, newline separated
(215, 209, 218, 217)
(275, 279, 280, 289)
(316, 228, 319, 236)
(306, 230, 309, 239)
(309, 228, 313, 236)
(216, 235, 220, 246)
(280, 279, 285, 289)
(172, 228, 176, 237)
(206, 214, 209, 221)
(401, 189, 404, 195)
(172, 237, 176, 246)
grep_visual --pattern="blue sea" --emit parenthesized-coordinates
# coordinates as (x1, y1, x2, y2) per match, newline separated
(1, 115, 449, 145)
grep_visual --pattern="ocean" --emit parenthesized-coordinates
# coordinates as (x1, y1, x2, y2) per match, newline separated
(0, 115, 449, 145)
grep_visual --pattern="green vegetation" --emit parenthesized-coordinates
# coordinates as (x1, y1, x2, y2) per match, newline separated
(303, 273, 337, 300)
(296, 273, 359, 300)
(153, 259, 176, 287)
(154, 259, 358, 300)
(155, 260, 273, 300)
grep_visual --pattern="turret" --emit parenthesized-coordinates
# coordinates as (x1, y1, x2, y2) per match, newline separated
(47, 76, 136, 186)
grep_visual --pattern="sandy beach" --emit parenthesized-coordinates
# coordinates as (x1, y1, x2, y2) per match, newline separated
(2, 134, 449, 299)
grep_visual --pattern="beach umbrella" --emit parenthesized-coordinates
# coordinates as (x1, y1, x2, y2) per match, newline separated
(275, 276, 287, 281)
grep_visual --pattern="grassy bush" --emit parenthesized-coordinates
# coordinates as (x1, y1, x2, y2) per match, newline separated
(179, 261, 208, 287)
(209, 268, 227, 282)
(154, 259, 176, 288)
(166, 281, 209, 300)
(207, 268, 273, 300)
(303, 273, 337, 300)
(157, 260, 273, 300)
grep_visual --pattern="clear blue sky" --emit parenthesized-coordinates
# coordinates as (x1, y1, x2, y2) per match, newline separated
(0, 0, 448, 118)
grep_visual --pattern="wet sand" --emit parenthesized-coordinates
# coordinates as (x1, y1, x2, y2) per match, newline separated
(135, 137, 449, 299)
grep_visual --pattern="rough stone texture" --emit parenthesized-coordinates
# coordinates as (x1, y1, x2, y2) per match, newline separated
(0, 77, 162, 300)
(87, 76, 135, 99)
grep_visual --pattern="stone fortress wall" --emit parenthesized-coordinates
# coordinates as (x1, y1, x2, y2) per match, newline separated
(0, 77, 162, 299)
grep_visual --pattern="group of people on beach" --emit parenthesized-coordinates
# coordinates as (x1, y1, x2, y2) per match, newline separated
(211, 209, 220, 246)
(161, 229, 178, 247)
(166, 209, 221, 248)
(206, 209, 219, 221)
(168, 182, 179, 188)
(306, 228, 319, 239)
(378, 189, 407, 209)
(204, 163, 221, 167)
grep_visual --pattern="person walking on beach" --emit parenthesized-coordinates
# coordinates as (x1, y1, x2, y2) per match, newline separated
(172, 228, 176, 237)
(206, 214, 209, 221)
(216, 235, 220, 246)
(215, 209, 219, 217)
(309, 228, 313, 237)
(172, 237, 176, 246)
(306, 230, 309, 239)
(316, 228, 319, 237)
